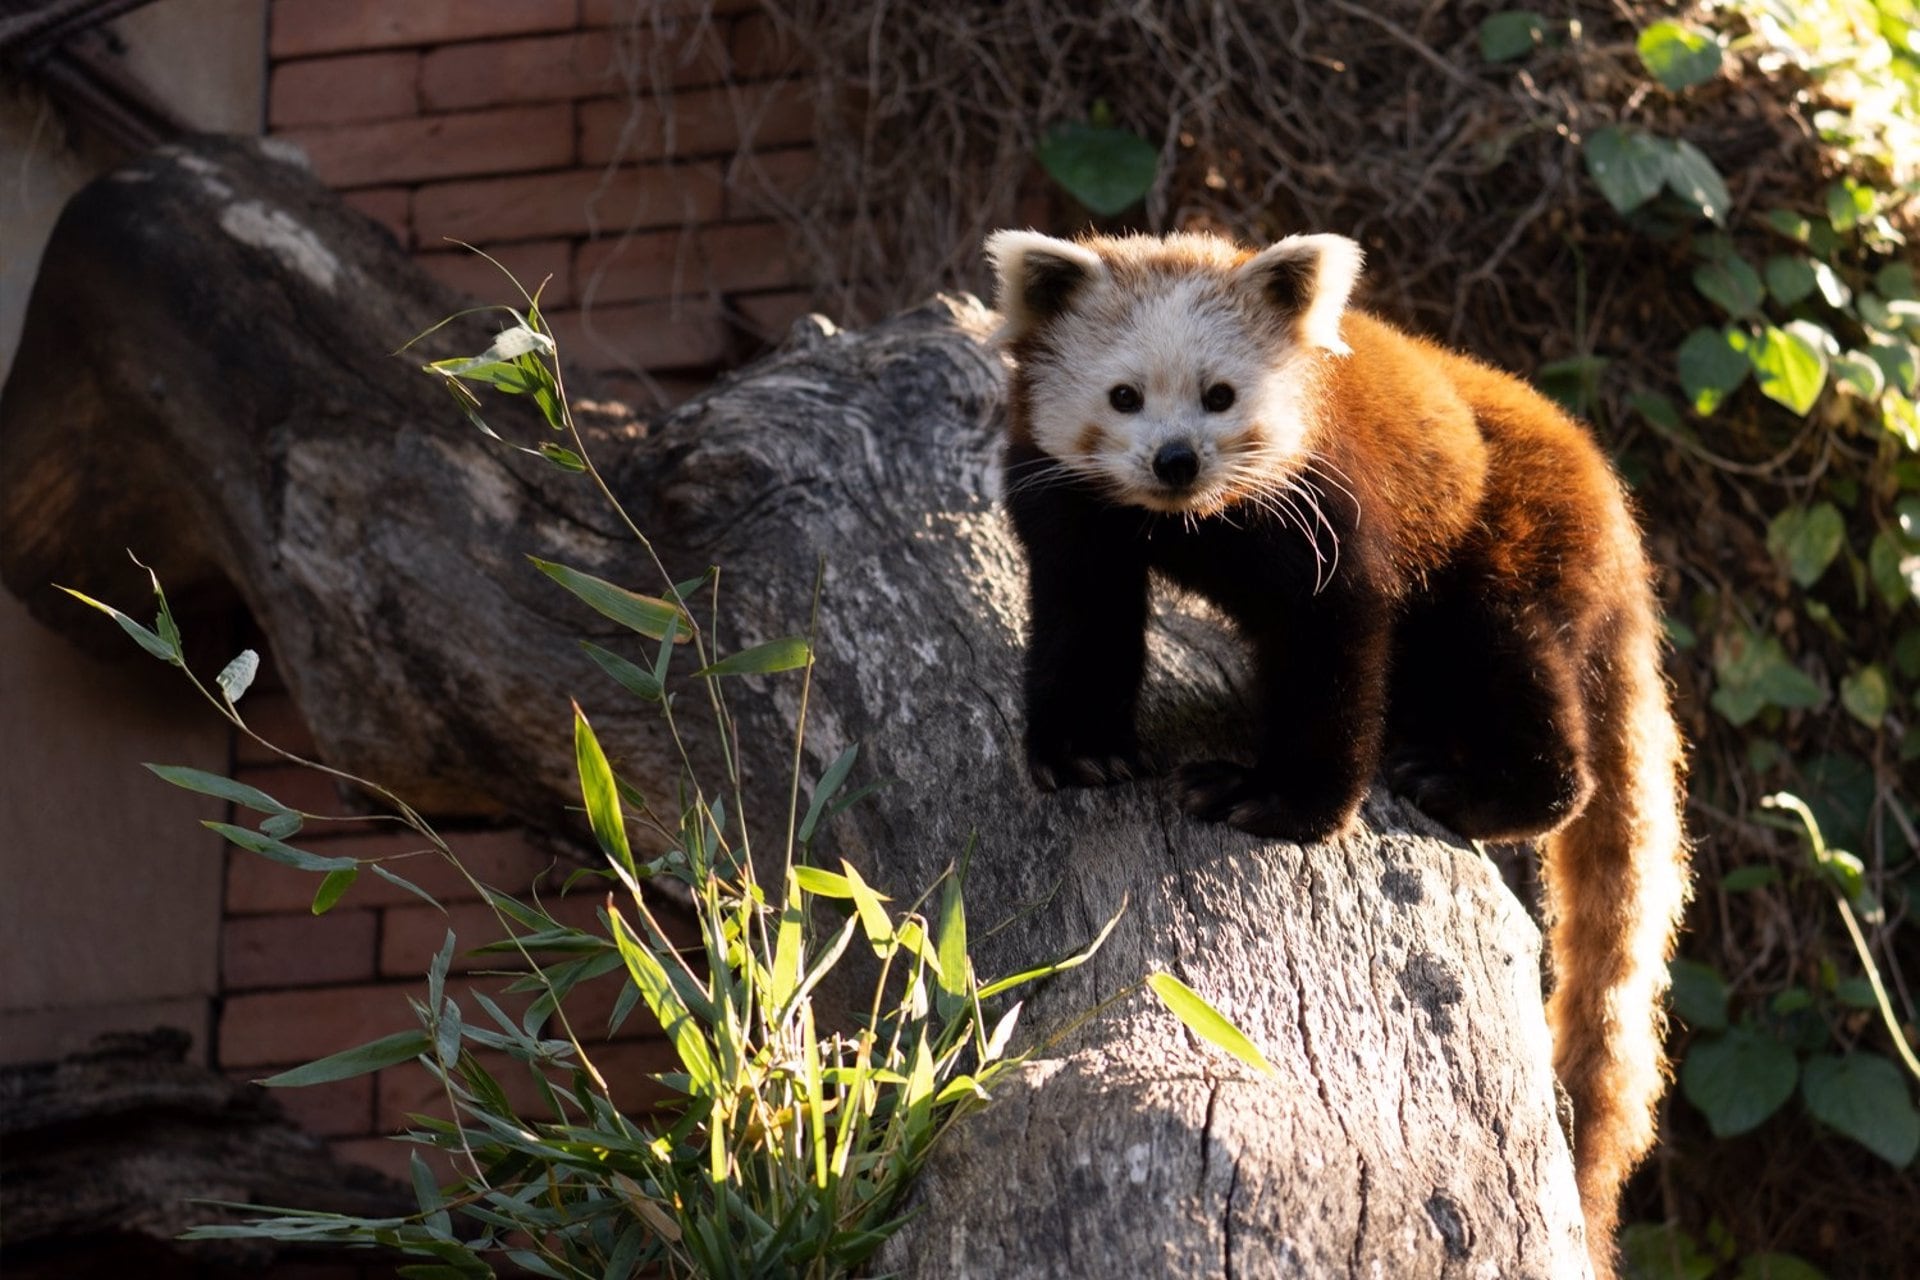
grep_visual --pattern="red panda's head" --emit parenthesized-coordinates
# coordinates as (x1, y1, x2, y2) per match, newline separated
(986, 230, 1362, 515)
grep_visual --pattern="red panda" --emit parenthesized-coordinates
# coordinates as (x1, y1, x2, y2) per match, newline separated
(987, 228, 1689, 1277)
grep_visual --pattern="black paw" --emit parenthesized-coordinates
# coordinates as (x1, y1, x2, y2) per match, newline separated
(1027, 734, 1157, 792)
(1386, 748, 1471, 824)
(1176, 760, 1353, 843)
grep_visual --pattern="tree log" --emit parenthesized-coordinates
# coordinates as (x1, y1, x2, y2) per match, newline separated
(1, 136, 1592, 1277)
(0, 1029, 408, 1277)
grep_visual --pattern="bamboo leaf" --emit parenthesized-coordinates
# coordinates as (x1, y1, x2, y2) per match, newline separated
(1146, 972, 1280, 1078)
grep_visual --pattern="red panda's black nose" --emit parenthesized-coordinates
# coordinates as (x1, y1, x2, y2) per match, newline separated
(1153, 441, 1199, 487)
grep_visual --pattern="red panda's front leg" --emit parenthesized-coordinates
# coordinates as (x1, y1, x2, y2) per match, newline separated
(1005, 450, 1153, 791)
(1179, 588, 1392, 843)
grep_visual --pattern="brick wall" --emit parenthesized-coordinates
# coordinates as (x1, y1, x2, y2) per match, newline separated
(266, 0, 816, 403)
(229, 0, 790, 1195)
(215, 653, 689, 1186)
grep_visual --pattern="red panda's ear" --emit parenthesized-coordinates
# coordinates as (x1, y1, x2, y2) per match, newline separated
(984, 231, 1105, 340)
(1237, 234, 1365, 354)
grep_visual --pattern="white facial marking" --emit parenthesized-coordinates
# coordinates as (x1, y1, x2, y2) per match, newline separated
(1024, 272, 1318, 513)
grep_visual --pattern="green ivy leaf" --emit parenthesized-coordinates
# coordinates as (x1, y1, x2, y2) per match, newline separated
(1824, 178, 1874, 233)
(1668, 959, 1729, 1031)
(1036, 120, 1158, 216)
(1867, 337, 1919, 396)
(1869, 530, 1916, 609)
(1710, 626, 1826, 725)
(1801, 1052, 1920, 1167)
(1584, 126, 1668, 216)
(1661, 139, 1730, 226)
(1693, 254, 1765, 318)
(1831, 350, 1886, 400)
(1839, 665, 1890, 727)
(1765, 208, 1811, 243)
(1479, 11, 1547, 61)
(1766, 503, 1845, 587)
(1677, 326, 1750, 414)
(1619, 1223, 1716, 1280)
(1763, 255, 1818, 306)
(1877, 262, 1917, 302)
(1681, 1025, 1799, 1137)
(1637, 21, 1724, 91)
(1748, 323, 1830, 415)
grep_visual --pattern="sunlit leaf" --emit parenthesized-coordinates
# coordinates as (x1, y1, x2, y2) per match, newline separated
(1662, 140, 1728, 226)
(1637, 21, 1723, 91)
(693, 635, 811, 678)
(528, 557, 690, 642)
(311, 866, 357, 915)
(1748, 323, 1829, 415)
(1146, 972, 1279, 1078)
(573, 705, 634, 877)
(1677, 326, 1749, 414)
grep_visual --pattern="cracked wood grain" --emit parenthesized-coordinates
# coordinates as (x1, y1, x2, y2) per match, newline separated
(1, 136, 1593, 1279)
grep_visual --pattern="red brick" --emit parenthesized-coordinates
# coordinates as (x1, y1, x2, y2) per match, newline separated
(729, 14, 802, 80)
(271, 0, 577, 58)
(723, 145, 817, 219)
(276, 104, 574, 189)
(330, 1133, 442, 1184)
(242, 1070, 376, 1137)
(593, 1035, 685, 1116)
(733, 290, 817, 344)
(223, 909, 380, 989)
(574, 221, 798, 303)
(376, 1046, 556, 1130)
(422, 32, 617, 111)
(221, 982, 419, 1069)
(270, 52, 418, 127)
(226, 762, 370, 819)
(227, 829, 558, 915)
(233, 688, 322, 765)
(578, 83, 813, 165)
(543, 300, 729, 372)
(379, 893, 607, 976)
(220, 975, 534, 1069)
(414, 164, 723, 244)
(339, 187, 412, 247)
(416, 239, 574, 305)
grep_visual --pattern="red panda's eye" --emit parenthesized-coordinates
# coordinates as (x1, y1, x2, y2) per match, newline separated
(1108, 385, 1143, 413)
(1202, 383, 1236, 413)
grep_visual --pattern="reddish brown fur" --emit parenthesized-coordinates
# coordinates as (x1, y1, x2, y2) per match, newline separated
(996, 233, 1690, 1277)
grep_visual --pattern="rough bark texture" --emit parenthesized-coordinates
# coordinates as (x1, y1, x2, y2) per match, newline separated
(1, 136, 1592, 1277)
(0, 1030, 408, 1277)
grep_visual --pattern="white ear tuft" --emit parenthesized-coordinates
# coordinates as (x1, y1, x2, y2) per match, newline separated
(1237, 233, 1365, 354)
(983, 230, 1106, 340)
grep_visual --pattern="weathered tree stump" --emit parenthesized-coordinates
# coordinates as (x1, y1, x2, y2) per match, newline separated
(1, 136, 1592, 1277)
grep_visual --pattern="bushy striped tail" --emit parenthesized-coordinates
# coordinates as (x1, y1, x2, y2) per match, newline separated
(1543, 600, 1690, 1279)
